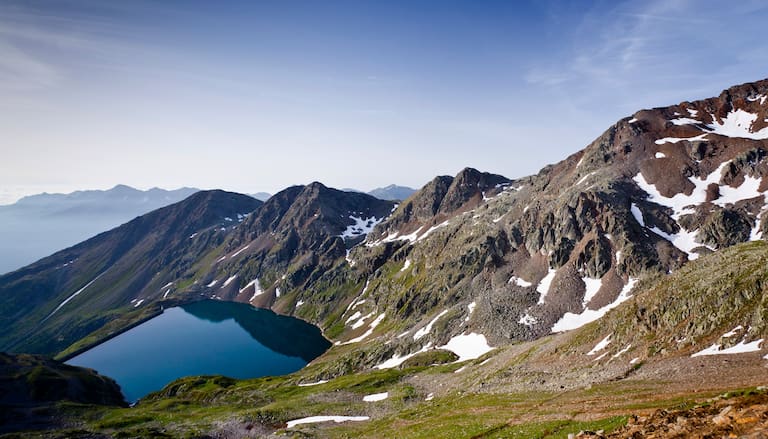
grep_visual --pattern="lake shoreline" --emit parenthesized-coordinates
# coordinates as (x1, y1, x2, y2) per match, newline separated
(63, 300, 330, 402)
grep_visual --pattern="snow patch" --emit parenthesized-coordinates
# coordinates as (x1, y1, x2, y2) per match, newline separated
(722, 326, 744, 338)
(298, 380, 328, 387)
(206, 279, 218, 288)
(363, 392, 388, 402)
(438, 333, 493, 362)
(340, 215, 384, 240)
(706, 109, 768, 140)
(413, 309, 449, 340)
(162, 289, 171, 299)
(374, 344, 432, 369)
(715, 176, 764, 207)
(536, 268, 557, 304)
(576, 172, 596, 186)
(581, 276, 603, 307)
(417, 220, 450, 242)
(629, 203, 645, 227)
(655, 152, 667, 159)
(518, 313, 537, 326)
(510, 276, 533, 287)
(633, 164, 734, 257)
(345, 311, 362, 325)
(613, 344, 632, 359)
(670, 117, 700, 126)
(133, 299, 144, 307)
(400, 259, 412, 272)
(296, 300, 304, 308)
(465, 301, 476, 322)
(345, 250, 356, 267)
(44, 272, 107, 321)
(286, 416, 369, 429)
(221, 275, 237, 288)
(341, 313, 385, 344)
(551, 278, 637, 332)
(587, 334, 612, 356)
(242, 279, 264, 302)
(655, 133, 708, 144)
(747, 94, 767, 105)
(230, 245, 250, 258)
(691, 339, 764, 357)
(628, 117, 638, 124)
(350, 311, 374, 329)
(367, 226, 424, 247)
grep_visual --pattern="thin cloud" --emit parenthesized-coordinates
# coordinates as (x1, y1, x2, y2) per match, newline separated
(0, 41, 60, 90)
(524, 0, 766, 107)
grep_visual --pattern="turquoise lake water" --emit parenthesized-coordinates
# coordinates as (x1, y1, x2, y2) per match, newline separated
(67, 300, 330, 402)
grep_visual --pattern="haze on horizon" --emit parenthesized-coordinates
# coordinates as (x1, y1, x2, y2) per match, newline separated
(2, 0, 767, 205)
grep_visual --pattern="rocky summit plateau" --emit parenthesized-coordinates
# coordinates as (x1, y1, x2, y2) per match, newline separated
(2, 79, 768, 437)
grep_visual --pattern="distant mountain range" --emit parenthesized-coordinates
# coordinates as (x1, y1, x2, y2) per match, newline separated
(342, 185, 417, 201)
(0, 185, 200, 275)
(367, 184, 416, 201)
(250, 192, 272, 201)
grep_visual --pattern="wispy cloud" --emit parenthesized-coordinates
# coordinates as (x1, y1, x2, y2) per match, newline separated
(525, 0, 767, 109)
(0, 40, 60, 90)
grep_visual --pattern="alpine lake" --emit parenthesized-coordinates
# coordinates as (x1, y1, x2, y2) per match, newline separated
(66, 300, 331, 402)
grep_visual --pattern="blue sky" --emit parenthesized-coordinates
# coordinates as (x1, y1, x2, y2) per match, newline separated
(1, 0, 767, 203)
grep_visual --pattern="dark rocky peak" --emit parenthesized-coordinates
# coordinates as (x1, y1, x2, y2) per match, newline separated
(371, 168, 512, 240)
(238, 185, 305, 237)
(439, 167, 512, 214)
(277, 182, 396, 239)
(235, 183, 395, 242)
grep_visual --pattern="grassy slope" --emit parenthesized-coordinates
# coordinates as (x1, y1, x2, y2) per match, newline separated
(7, 241, 768, 438)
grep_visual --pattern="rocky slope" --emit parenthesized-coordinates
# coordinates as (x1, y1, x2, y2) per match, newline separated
(0, 190, 261, 355)
(0, 352, 126, 434)
(313, 78, 768, 372)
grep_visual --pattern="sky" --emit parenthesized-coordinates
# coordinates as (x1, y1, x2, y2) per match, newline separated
(1, 0, 767, 204)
